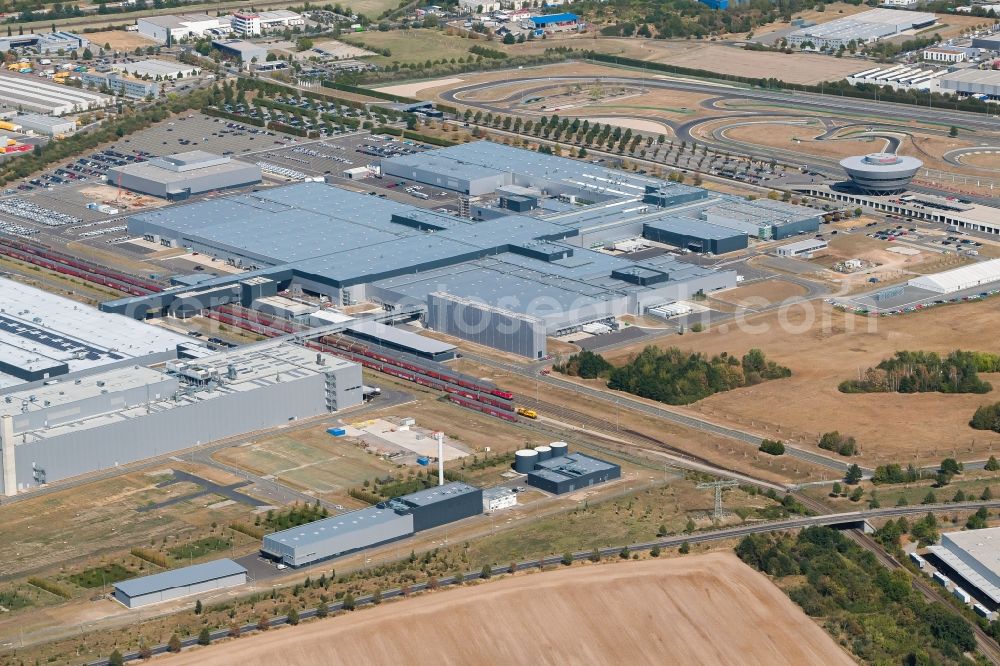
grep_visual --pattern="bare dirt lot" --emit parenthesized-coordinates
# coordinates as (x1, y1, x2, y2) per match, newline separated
(160, 552, 852, 666)
(712, 279, 809, 307)
(603, 302, 1000, 464)
(609, 40, 862, 84)
(85, 30, 157, 51)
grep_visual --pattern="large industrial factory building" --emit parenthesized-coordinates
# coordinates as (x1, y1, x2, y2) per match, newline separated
(261, 482, 483, 567)
(0, 279, 190, 388)
(108, 151, 262, 200)
(105, 142, 820, 358)
(0, 341, 362, 495)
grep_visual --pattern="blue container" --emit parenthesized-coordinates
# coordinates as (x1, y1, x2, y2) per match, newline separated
(327, 427, 346, 437)
(416, 456, 430, 466)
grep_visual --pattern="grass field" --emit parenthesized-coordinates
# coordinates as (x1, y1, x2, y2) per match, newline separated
(158, 552, 853, 666)
(214, 428, 397, 498)
(66, 564, 138, 589)
(343, 28, 480, 65)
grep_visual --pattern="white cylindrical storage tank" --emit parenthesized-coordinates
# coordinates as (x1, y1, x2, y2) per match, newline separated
(514, 448, 539, 473)
(549, 441, 568, 458)
(534, 445, 552, 461)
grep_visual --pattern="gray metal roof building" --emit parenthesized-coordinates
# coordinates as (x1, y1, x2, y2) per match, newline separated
(0, 341, 361, 495)
(109, 151, 261, 200)
(13, 114, 76, 137)
(929, 528, 1000, 606)
(344, 320, 456, 361)
(0, 71, 111, 115)
(939, 68, 1000, 98)
(262, 482, 482, 567)
(103, 142, 831, 355)
(526, 452, 621, 495)
(0, 278, 190, 389)
(114, 559, 247, 608)
(643, 216, 748, 255)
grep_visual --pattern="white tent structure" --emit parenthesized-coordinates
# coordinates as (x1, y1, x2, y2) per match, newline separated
(908, 258, 1000, 294)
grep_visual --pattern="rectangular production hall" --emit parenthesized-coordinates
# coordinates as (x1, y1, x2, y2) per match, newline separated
(108, 151, 262, 200)
(261, 482, 483, 567)
(0, 340, 362, 495)
(0, 278, 190, 387)
(105, 142, 821, 358)
(929, 527, 1000, 608)
(114, 559, 247, 608)
(526, 452, 621, 495)
(0, 71, 111, 115)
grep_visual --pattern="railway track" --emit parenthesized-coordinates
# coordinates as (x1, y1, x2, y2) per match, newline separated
(847, 531, 1000, 665)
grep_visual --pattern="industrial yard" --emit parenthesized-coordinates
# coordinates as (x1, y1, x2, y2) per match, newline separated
(2, 9, 1000, 663)
(157, 552, 854, 666)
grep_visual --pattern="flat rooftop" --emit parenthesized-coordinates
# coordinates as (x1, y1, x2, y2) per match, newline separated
(264, 505, 409, 549)
(395, 481, 480, 508)
(345, 320, 455, 355)
(116, 59, 197, 76)
(529, 452, 619, 484)
(929, 527, 1000, 604)
(0, 278, 189, 386)
(115, 559, 246, 598)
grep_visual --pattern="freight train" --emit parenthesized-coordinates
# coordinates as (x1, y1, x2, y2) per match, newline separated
(0, 237, 162, 295)
(204, 305, 518, 422)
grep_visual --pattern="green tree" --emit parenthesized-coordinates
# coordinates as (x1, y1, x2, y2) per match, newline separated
(985, 455, 1000, 471)
(194, 599, 202, 615)
(845, 464, 863, 485)
(831, 481, 842, 496)
(295, 37, 314, 51)
(650, 544, 661, 557)
(922, 490, 937, 504)
(685, 518, 696, 533)
(108, 650, 124, 666)
(982, 486, 993, 501)
(849, 486, 864, 502)
(342, 591, 356, 610)
(287, 606, 300, 625)
(167, 634, 182, 653)
(679, 541, 690, 554)
(481, 564, 492, 578)
(197, 627, 211, 646)
(940, 458, 962, 475)
(316, 600, 328, 618)
(949, 125, 958, 137)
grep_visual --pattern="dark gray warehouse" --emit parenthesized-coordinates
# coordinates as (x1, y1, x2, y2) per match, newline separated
(643, 217, 749, 255)
(261, 482, 483, 567)
(526, 452, 621, 495)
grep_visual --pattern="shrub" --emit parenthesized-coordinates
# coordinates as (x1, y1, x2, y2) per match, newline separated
(759, 439, 785, 456)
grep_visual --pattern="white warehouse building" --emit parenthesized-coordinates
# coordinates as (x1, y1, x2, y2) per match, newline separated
(908, 258, 1000, 294)
(928, 528, 1000, 606)
(0, 341, 362, 495)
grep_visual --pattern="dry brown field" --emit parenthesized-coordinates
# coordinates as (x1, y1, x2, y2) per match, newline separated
(631, 41, 862, 84)
(958, 151, 1000, 171)
(85, 30, 157, 51)
(712, 279, 809, 307)
(159, 552, 853, 666)
(721, 121, 883, 160)
(602, 302, 1000, 464)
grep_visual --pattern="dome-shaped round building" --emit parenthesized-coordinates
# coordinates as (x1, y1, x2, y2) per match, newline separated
(839, 153, 923, 194)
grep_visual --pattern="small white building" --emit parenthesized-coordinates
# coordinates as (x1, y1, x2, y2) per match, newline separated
(114, 559, 247, 608)
(137, 14, 225, 43)
(776, 238, 828, 258)
(923, 46, 967, 63)
(483, 486, 517, 512)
